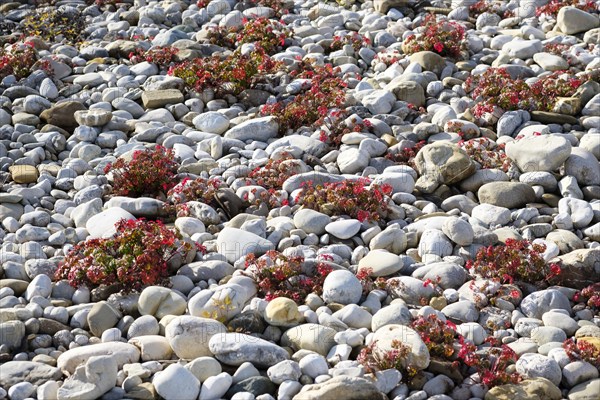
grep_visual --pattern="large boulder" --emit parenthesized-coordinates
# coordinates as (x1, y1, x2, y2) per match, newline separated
(413, 142, 475, 193)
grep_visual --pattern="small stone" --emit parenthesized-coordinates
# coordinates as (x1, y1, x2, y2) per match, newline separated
(9, 165, 38, 184)
(267, 360, 301, 384)
(165, 316, 227, 359)
(200, 372, 233, 400)
(264, 297, 303, 327)
(142, 89, 184, 109)
(87, 301, 121, 338)
(138, 286, 187, 319)
(325, 219, 361, 239)
(74, 109, 112, 127)
(153, 363, 200, 400)
(322, 270, 363, 305)
(281, 324, 337, 356)
(209, 332, 290, 367)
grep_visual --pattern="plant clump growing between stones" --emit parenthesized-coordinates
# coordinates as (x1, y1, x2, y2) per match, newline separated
(0, 41, 51, 80)
(466, 238, 562, 286)
(244, 250, 333, 304)
(464, 67, 587, 117)
(168, 47, 281, 96)
(21, 8, 87, 44)
(294, 178, 393, 223)
(104, 145, 179, 198)
(403, 13, 467, 59)
(207, 17, 291, 55)
(260, 63, 348, 133)
(55, 219, 196, 292)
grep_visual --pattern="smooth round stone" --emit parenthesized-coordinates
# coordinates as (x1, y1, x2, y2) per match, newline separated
(418, 229, 453, 258)
(358, 250, 404, 277)
(505, 135, 571, 172)
(153, 363, 200, 400)
(541, 311, 580, 336)
(478, 181, 537, 209)
(371, 324, 430, 370)
(264, 297, 303, 327)
(138, 286, 187, 319)
(192, 111, 230, 134)
(562, 361, 599, 388)
(200, 372, 233, 400)
(322, 270, 363, 305)
(127, 315, 160, 339)
(128, 335, 172, 361)
(185, 356, 222, 382)
(208, 333, 289, 368)
(531, 326, 567, 346)
(442, 217, 474, 246)
(8, 382, 35, 400)
(280, 324, 337, 356)
(175, 217, 206, 237)
(165, 316, 227, 359)
(325, 219, 361, 239)
(371, 303, 412, 332)
(87, 301, 121, 338)
(293, 209, 331, 235)
(298, 354, 329, 378)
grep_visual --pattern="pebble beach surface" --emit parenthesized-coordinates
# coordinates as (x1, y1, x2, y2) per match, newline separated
(0, 0, 600, 399)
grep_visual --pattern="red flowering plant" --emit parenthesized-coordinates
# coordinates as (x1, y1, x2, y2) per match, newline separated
(411, 314, 458, 359)
(166, 176, 225, 216)
(355, 267, 389, 295)
(457, 137, 513, 172)
(168, 47, 281, 96)
(464, 68, 585, 118)
(207, 17, 290, 55)
(317, 111, 374, 148)
(55, 219, 197, 292)
(104, 145, 179, 198)
(357, 339, 417, 380)
(247, 152, 302, 190)
(243, 251, 333, 304)
(372, 49, 403, 66)
(294, 178, 393, 223)
(562, 338, 600, 369)
(330, 32, 371, 53)
(466, 239, 562, 287)
(573, 282, 600, 310)
(468, 0, 506, 18)
(543, 42, 572, 57)
(243, 188, 289, 209)
(260, 62, 347, 133)
(536, 0, 598, 17)
(403, 14, 467, 59)
(129, 46, 179, 69)
(385, 140, 427, 169)
(456, 338, 521, 388)
(0, 42, 52, 80)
